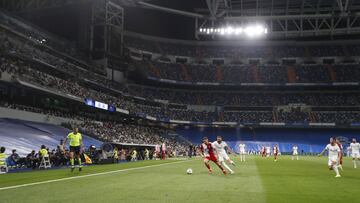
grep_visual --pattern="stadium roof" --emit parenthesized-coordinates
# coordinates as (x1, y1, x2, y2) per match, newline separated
(1, 0, 360, 40)
(126, 0, 360, 39)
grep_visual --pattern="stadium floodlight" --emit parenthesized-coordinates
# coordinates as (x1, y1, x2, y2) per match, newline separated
(199, 24, 267, 37)
(226, 27, 234, 34)
(242, 25, 266, 37)
(220, 28, 225, 35)
(235, 28, 243, 35)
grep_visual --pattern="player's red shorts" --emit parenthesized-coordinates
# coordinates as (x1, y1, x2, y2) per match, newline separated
(204, 155, 218, 162)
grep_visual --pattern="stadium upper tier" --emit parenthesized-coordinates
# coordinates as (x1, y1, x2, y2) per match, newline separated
(2, 56, 360, 125)
(139, 61, 360, 84)
(124, 33, 360, 59)
(124, 33, 360, 85)
(0, 10, 104, 74)
(2, 54, 360, 107)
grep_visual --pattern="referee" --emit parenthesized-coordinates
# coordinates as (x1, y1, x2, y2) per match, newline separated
(63, 127, 83, 172)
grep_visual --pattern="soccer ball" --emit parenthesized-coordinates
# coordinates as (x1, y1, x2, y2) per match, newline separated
(186, 168, 193, 175)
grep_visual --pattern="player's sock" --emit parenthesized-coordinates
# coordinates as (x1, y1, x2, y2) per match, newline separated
(353, 160, 357, 168)
(229, 160, 235, 166)
(70, 158, 75, 168)
(243, 155, 245, 162)
(78, 158, 82, 168)
(297, 156, 299, 160)
(217, 163, 225, 171)
(333, 165, 340, 176)
(204, 162, 211, 170)
(222, 162, 233, 173)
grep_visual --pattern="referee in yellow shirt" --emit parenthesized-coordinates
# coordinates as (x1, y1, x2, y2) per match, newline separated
(63, 127, 83, 172)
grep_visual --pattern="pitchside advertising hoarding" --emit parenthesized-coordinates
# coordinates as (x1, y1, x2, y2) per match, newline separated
(84, 98, 116, 112)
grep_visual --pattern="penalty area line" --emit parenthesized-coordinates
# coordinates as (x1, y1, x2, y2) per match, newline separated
(0, 160, 191, 191)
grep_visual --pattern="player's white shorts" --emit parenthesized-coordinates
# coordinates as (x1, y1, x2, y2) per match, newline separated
(218, 153, 230, 162)
(240, 150, 246, 155)
(351, 152, 360, 159)
(293, 152, 298, 156)
(328, 156, 338, 166)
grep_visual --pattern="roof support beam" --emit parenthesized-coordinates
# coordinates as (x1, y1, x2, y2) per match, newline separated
(206, 0, 221, 20)
(337, 0, 350, 13)
(137, 1, 205, 19)
(225, 14, 333, 21)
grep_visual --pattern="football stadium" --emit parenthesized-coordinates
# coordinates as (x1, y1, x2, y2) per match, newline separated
(1, 0, 360, 202)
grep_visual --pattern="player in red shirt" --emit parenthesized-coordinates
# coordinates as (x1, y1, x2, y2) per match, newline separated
(273, 144, 279, 162)
(335, 138, 343, 171)
(199, 137, 227, 175)
(261, 146, 266, 157)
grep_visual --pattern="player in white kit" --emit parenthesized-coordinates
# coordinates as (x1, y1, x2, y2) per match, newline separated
(266, 146, 271, 157)
(346, 146, 351, 157)
(292, 145, 299, 160)
(318, 137, 341, 178)
(213, 136, 236, 174)
(239, 143, 246, 162)
(350, 138, 360, 168)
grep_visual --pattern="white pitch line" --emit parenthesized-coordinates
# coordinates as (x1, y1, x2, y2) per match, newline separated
(0, 160, 191, 191)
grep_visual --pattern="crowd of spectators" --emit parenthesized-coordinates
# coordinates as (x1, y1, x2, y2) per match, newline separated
(2, 97, 360, 125)
(2, 29, 360, 108)
(124, 35, 360, 58)
(2, 53, 360, 123)
(142, 61, 360, 84)
(0, 28, 109, 84)
(1, 22, 360, 125)
(79, 121, 188, 153)
(0, 102, 86, 122)
(0, 12, 97, 70)
(127, 84, 360, 107)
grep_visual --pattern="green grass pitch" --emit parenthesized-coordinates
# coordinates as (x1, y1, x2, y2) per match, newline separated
(0, 156, 359, 203)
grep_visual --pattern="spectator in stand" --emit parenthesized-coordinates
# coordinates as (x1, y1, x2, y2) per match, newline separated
(26, 150, 38, 169)
(8, 149, 26, 168)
